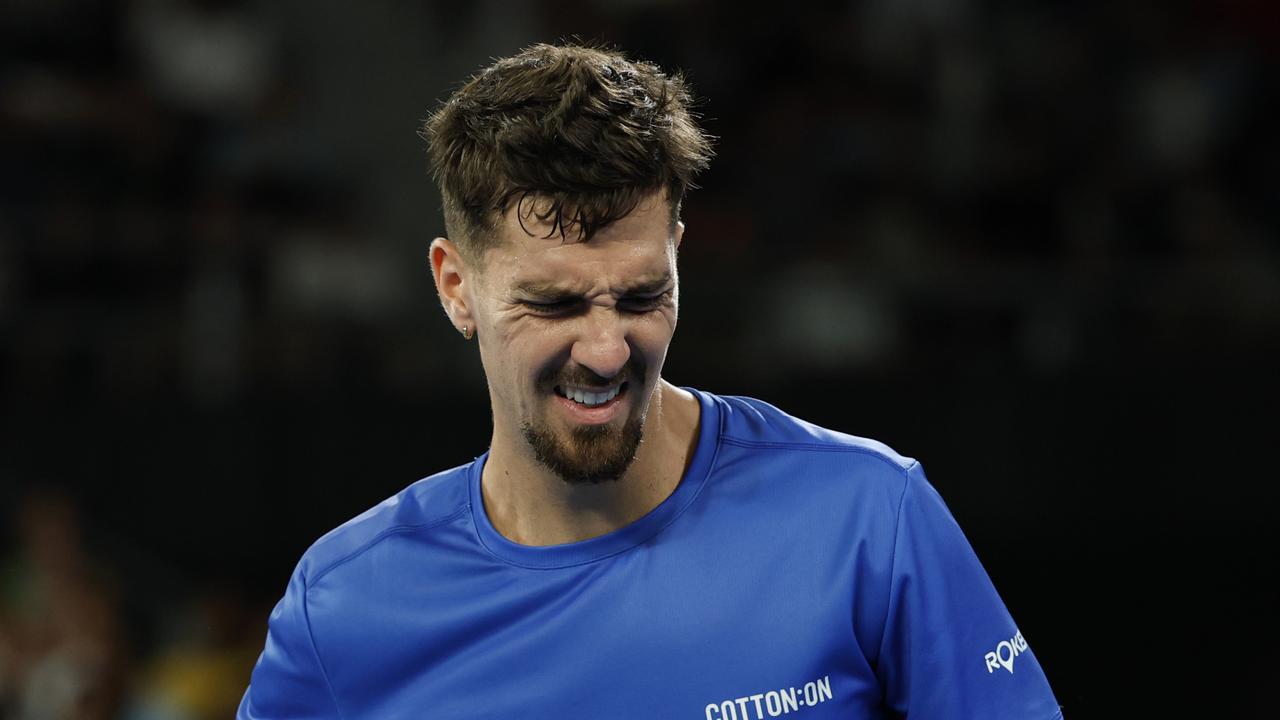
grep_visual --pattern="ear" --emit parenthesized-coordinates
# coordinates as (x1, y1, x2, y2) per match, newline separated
(673, 220, 686, 249)
(429, 237, 475, 334)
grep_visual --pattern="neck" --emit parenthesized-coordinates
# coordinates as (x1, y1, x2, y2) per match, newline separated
(481, 380, 700, 546)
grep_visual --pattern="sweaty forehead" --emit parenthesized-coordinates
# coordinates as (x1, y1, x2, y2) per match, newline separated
(498, 234, 675, 292)
(511, 267, 675, 298)
(483, 197, 678, 290)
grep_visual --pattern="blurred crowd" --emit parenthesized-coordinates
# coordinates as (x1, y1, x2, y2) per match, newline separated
(1, 0, 1276, 716)
(1, 490, 256, 719)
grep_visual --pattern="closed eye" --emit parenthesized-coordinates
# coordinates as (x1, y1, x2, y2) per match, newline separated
(619, 289, 673, 313)
(519, 299, 582, 316)
(517, 288, 673, 316)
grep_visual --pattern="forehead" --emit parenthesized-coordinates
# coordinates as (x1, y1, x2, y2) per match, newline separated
(482, 193, 676, 290)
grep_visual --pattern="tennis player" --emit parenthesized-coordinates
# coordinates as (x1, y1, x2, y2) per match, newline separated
(239, 42, 1061, 720)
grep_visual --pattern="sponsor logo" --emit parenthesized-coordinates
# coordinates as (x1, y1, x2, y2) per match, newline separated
(704, 675, 833, 719)
(984, 630, 1029, 674)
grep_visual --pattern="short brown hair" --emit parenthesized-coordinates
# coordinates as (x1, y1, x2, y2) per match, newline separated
(421, 43, 713, 260)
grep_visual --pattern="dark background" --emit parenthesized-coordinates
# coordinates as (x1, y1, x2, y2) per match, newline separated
(1, 0, 1277, 717)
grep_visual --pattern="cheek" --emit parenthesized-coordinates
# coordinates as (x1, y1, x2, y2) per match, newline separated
(498, 323, 575, 382)
(656, 304, 679, 334)
(634, 311, 678, 360)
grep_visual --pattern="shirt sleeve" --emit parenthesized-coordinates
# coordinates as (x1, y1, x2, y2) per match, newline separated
(876, 461, 1062, 719)
(238, 562, 343, 719)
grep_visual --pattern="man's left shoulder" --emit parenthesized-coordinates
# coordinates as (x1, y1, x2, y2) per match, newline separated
(710, 391, 916, 471)
(696, 390, 922, 548)
(699, 390, 920, 509)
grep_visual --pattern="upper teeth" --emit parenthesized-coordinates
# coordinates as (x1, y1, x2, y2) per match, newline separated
(562, 385, 621, 406)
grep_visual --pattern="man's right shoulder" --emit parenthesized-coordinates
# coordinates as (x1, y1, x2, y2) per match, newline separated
(293, 459, 477, 583)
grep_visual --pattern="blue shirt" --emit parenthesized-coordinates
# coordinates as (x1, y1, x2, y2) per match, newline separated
(239, 388, 1061, 719)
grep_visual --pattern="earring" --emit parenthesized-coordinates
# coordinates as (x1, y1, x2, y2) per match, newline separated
(461, 325, 473, 340)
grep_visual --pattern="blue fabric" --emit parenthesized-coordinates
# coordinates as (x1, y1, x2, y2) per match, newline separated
(239, 389, 1061, 719)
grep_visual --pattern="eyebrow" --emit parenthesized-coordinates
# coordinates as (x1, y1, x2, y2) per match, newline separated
(513, 272, 674, 300)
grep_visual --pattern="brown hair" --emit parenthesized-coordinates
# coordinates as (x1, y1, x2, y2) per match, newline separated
(421, 43, 713, 260)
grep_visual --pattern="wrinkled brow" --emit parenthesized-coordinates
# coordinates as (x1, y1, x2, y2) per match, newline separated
(513, 271, 674, 300)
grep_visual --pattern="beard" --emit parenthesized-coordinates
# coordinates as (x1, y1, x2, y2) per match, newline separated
(521, 356, 650, 485)
(521, 414, 644, 485)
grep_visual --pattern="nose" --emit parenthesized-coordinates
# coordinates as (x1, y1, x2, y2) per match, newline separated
(570, 306, 631, 381)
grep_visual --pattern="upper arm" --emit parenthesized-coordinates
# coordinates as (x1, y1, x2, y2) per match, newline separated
(875, 462, 1061, 719)
(238, 563, 343, 720)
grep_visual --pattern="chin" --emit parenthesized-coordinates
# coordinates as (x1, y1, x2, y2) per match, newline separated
(522, 415, 645, 485)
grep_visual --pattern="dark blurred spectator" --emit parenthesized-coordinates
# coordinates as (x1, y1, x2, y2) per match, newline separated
(0, 490, 125, 719)
(123, 589, 260, 720)
(128, 0, 277, 121)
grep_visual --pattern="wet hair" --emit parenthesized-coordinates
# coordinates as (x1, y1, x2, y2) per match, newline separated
(420, 42, 714, 261)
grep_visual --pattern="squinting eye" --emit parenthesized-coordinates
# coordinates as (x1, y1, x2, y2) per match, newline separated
(620, 292, 672, 313)
(520, 300, 577, 315)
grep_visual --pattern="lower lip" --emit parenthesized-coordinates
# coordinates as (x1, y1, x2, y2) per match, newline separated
(554, 384, 628, 425)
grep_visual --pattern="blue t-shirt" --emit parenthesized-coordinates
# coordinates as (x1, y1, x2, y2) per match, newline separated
(239, 389, 1061, 719)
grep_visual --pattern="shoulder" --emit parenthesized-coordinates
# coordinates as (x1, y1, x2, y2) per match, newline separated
(693, 389, 921, 508)
(293, 460, 475, 585)
(708, 391, 916, 471)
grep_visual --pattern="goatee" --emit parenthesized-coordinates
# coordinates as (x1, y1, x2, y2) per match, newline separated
(521, 415, 644, 485)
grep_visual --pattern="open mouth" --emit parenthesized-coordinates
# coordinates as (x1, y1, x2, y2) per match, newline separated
(554, 382, 628, 407)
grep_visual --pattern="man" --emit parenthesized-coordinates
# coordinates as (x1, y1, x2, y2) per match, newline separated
(239, 43, 1061, 719)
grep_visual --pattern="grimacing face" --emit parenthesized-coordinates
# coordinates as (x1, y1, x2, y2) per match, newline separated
(442, 192, 684, 485)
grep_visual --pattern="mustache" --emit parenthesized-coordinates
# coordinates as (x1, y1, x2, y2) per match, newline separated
(542, 355, 646, 389)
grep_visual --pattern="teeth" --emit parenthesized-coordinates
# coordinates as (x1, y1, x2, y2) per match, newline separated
(561, 384, 621, 407)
